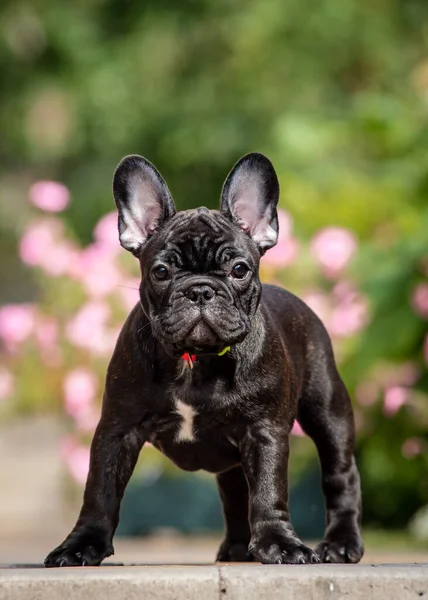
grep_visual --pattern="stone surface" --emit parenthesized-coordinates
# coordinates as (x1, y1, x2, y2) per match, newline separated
(0, 564, 427, 600)
(0, 566, 219, 600)
(220, 564, 428, 600)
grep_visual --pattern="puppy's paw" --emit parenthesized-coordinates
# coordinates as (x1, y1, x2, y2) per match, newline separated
(249, 538, 320, 565)
(316, 535, 364, 564)
(44, 529, 113, 568)
(216, 539, 253, 562)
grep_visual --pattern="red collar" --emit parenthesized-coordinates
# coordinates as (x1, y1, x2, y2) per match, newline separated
(181, 352, 197, 367)
(181, 346, 230, 369)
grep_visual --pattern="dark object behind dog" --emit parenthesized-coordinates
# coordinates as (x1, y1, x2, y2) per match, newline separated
(45, 152, 363, 567)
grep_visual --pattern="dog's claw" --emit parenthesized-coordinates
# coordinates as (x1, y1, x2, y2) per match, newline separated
(251, 537, 318, 565)
(45, 531, 113, 568)
(316, 537, 364, 564)
(76, 552, 87, 566)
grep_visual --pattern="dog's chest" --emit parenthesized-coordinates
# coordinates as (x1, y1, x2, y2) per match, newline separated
(173, 397, 198, 443)
(169, 389, 219, 444)
(148, 384, 240, 473)
(166, 369, 224, 444)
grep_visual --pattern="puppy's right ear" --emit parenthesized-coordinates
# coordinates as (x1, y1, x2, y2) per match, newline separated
(113, 155, 176, 256)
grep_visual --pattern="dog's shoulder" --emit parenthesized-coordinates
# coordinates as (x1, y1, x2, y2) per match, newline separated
(261, 284, 313, 317)
(260, 283, 330, 344)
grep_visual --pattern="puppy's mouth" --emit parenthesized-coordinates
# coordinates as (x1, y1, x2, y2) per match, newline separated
(156, 306, 250, 357)
(171, 321, 224, 356)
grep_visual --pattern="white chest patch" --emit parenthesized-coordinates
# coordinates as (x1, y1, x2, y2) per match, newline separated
(174, 399, 198, 443)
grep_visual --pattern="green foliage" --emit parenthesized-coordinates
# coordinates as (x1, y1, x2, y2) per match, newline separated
(1, 0, 428, 235)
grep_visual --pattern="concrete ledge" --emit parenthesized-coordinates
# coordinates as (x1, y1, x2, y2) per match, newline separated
(0, 564, 427, 600)
(220, 564, 428, 600)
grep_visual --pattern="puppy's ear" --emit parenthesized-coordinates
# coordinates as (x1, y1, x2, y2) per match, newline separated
(220, 152, 280, 255)
(113, 155, 176, 256)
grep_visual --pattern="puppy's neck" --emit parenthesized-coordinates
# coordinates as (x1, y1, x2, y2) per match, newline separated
(174, 310, 266, 383)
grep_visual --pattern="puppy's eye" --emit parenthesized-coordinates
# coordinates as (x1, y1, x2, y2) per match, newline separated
(152, 265, 170, 281)
(231, 263, 250, 279)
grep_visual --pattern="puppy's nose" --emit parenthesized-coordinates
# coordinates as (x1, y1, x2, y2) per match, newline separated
(185, 285, 215, 303)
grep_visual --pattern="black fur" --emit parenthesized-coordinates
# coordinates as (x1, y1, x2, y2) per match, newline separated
(45, 153, 363, 567)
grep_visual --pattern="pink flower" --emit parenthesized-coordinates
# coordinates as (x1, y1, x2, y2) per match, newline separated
(383, 386, 408, 416)
(332, 281, 357, 302)
(291, 421, 305, 437)
(63, 367, 98, 422)
(411, 283, 428, 318)
(72, 244, 122, 297)
(328, 283, 369, 338)
(304, 283, 368, 338)
(0, 367, 14, 401)
(93, 212, 120, 254)
(65, 301, 112, 356)
(329, 297, 368, 338)
(43, 242, 81, 278)
(0, 304, 36, 348)
(19, 218, 81, 278)
(19, 218, 63, 267)
(402, 438, 423, 459)
(60, 437, 90, 485)
(29, 181, 70, 212)
(262, 209, 299, 268)
(302, 290, 331, 325)
(262, 237, 299, 268)
(310, 227, 357, 278)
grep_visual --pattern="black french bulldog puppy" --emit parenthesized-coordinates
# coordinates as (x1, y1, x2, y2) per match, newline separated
(45, 153, 363, 567)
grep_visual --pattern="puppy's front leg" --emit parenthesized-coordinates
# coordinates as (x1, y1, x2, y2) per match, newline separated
(241, 424, 320, 565)
(45, 418, 144, 567)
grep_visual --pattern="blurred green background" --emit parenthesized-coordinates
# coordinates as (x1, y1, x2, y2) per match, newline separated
(0, 0, 427, 548)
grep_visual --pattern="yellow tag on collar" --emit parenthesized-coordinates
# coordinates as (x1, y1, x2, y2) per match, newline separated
(217, 346, 231, 356)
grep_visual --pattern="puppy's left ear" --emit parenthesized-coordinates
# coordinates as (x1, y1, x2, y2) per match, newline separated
(220, 152, 280, 255)
(113, 155, 176, 256)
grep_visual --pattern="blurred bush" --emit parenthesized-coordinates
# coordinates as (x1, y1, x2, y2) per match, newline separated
(0, 0, 427, 535)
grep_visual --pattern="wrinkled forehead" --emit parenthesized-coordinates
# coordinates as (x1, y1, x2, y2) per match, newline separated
(146, 208, 257, 267)
(165, 208, 234, 240)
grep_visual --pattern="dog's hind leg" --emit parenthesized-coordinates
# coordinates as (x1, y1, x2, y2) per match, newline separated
(216, 466, 253, 562)
(297, 375, 364, 563)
